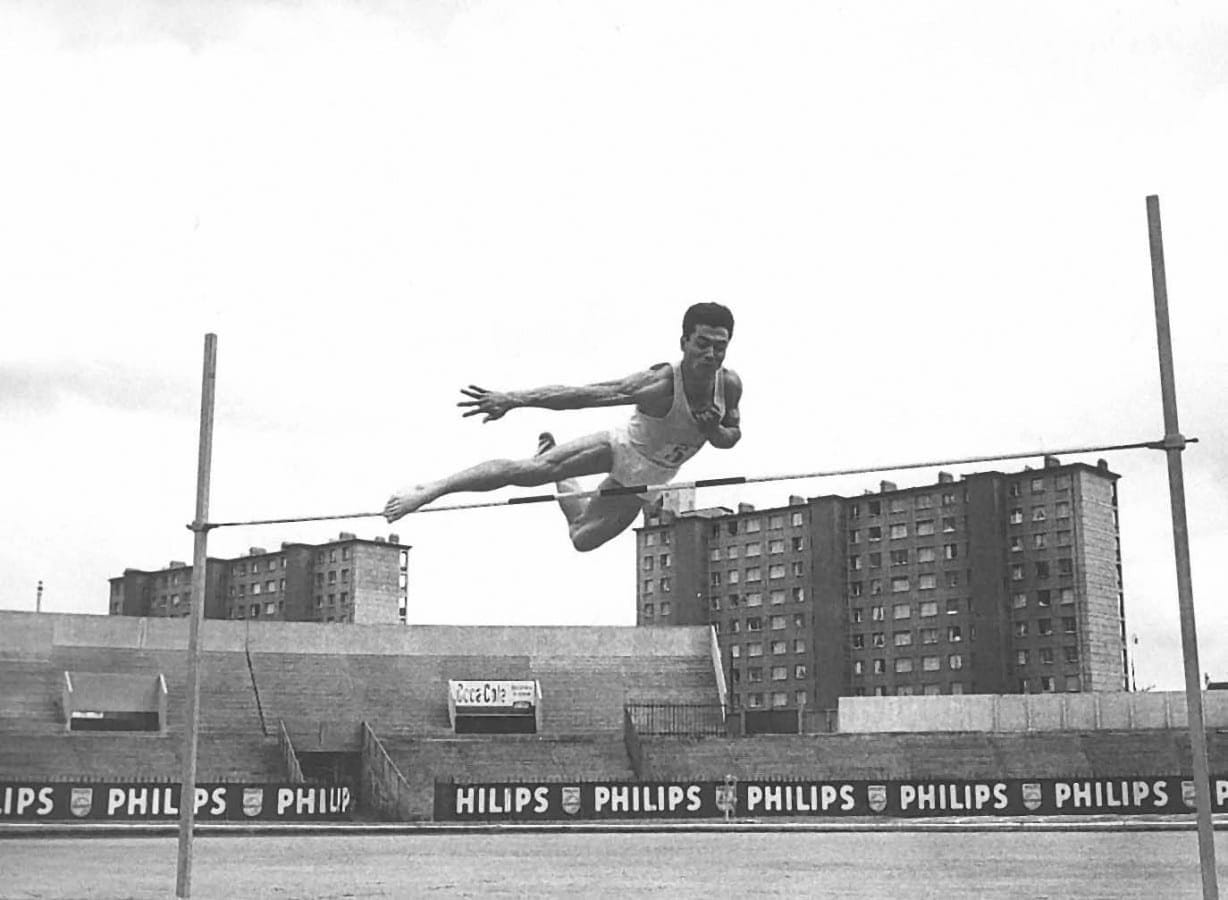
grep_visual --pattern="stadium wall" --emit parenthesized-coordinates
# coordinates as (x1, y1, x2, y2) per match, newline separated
(837, 692, 1228, 732)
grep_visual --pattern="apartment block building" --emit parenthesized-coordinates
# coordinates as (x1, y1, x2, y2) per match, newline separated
(108, 532, 410, 625)
(635, 457, 1128, 713)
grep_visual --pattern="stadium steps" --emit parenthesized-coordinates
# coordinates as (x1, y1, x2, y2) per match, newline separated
(378, 734, 635, 820)
(48, 648, 263, 734)
(249, 653, 534, 744)
(0, 732, 285, 782)
(989, 732, 1094, 778)
(1082, 730, 1183, 776)
(0, 660, 64, 733)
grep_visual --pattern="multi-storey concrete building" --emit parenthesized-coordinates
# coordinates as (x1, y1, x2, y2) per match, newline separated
(635, 457, 1128, 713)
(108, 532, 410, 625)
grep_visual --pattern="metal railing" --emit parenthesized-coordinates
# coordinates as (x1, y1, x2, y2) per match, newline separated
(625, 702, 728, 737)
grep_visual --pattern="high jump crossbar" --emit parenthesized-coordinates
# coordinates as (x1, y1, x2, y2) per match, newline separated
(194, 435, 1196, 531)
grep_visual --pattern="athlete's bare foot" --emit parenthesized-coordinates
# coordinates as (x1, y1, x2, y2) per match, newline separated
(536, 432, 556, 456)
(384, 484, 437, 522)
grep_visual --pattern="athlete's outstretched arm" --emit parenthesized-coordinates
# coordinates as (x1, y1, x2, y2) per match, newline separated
(457, 365, 670, 422)
(695, 369, 742, 449)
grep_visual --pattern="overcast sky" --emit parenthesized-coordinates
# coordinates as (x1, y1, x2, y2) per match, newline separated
(1, 1, 1225, 692)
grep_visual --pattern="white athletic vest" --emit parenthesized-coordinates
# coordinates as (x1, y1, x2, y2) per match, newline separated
(624, 361, 726, 469)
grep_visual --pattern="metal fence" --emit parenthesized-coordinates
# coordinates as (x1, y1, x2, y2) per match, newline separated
(625, 702, 728, 737)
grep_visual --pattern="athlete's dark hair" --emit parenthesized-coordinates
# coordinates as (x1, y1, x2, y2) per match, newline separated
(682, 302, 734, 339)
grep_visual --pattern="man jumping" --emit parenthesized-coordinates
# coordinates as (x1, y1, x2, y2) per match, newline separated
(383, 302, 742, 551)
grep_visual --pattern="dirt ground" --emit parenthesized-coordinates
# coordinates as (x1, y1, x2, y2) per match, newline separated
(3, 830, 1226, 899)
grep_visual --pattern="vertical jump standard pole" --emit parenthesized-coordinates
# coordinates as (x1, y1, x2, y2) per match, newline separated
(176, 333, 217, 900)
(1146, 195, 1218, 900)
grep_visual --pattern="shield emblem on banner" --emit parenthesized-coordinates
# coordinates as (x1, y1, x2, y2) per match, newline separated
(715, 785, 737, 814)
(561, 787, 581, 816)
(242, 787, 264, 817)
(867, 785, 888, 813)
(1021, 783, 1043, 812)
(69, 787, 93, 818)
(1182, 781, 1197, 809)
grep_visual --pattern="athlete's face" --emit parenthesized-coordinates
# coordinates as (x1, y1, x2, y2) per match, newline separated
(681, 324, 730, 373)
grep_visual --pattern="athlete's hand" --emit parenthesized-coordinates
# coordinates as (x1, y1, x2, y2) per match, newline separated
(458, 386, 516, 422)
(693, 407, 723, 436)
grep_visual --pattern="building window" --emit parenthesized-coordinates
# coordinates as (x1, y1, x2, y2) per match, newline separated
(729, 570, 741, 585)
(746, 592, 763, 608)
(747, 693, 763, 709)
(853, 660, 864, 676)
(922, 655, 940, 671)
(646, 533, 658, 547)
(769, 539, 785, 555)
(1032, 533, 1047, 550)
(252, 583, 262, 595)
(710, 596, 722, 611)
(869, 553, 882, 569)
(791, 562, 804, 576)
(920, 601, 938, 617)
(946, 572, 961, 588)
(890, 524, 908, 540)
(710, 573, 721, 587)
(1010, 536, 1024, 553)
(948, 626, 963, 642)
(730, 644, 742, 659)
(1016, 650, 1029, 666)
(643, 557, 655, 571)
(792, 587, 806, 603)
(852, 608, 864, 624)
(747, 617, 762, 632)
(792, 614, 804, 628)
(894, 631, 912, 647)
(645, 581, 655, 594)
(769, 565, 786, 579)
(868, 526, 883, 542)
(946, 599, 961, 615)
(1062, 617, 1077, 634)
(771, 666, 788, 681)
(943, 544, 958, 561)
(1058, 530, 1072, 547)
(890, 549, 909, 566)
(1060, 588, 1075, 605)
(770, 616, 786, 631)
(659, 553, 671, 568)
(771, 692, 789, 708)
(328, 571, 337, 584)
(872, 632, 886, 648)
(921, 627, 938, 644)
(770, 590, 786, 605)
(918, 574, 937, 591)
(659, 578, 672, 592)
(893, 603, 911, 620)
(1056, 501, 1071, 519)
(1014, 621, 1029, 637)
(891, 577, 909, 593)
(870, 605, 885, 621)
(1040, 676, 1056, 693)
(916, 520, 935, 536)
(1065, 675, 1081, 692)
(1037, 619, 1053, 636)
(873, 659, 887, 674)
(1064, 646, 1079, 663)
(709, 548, 721, 562)
(771, 640, 787, 655)
(1036, 561, 1050, 579)
(849, 529, 861, 544)
(791, 512, 804, 527)
(1031, 477, 1045, 493)
(1009, 508, 1024, 525)
(745, 519, 762, 534)
(1012, 593, 1028, 610)
(948, 654, 964, 670)
(660, 601, 671, 616)
(729, 619, 741, 634)
(745, 543, 761, 557)
(852, 634, 865, 650)
(1039, 647, 1055, 665)
(794, 664, 807, 679)
(1058, 558, 1073, 577)
(265, 602, 276, 615)
(1010, 564, 1024, 581)
(1032, 506, 1047, 522)
(745, 568, 761, 583)
(918, 547, 937, 564)
(1037, 589, 1052, 608)
(895, 658, 913, 674)
(266, 580, 276, 593)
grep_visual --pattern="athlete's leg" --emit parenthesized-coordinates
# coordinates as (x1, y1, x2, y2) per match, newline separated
(537, 432, 588, 526)
(384, 431, 613, 522)
(567, 476, 649, 552)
